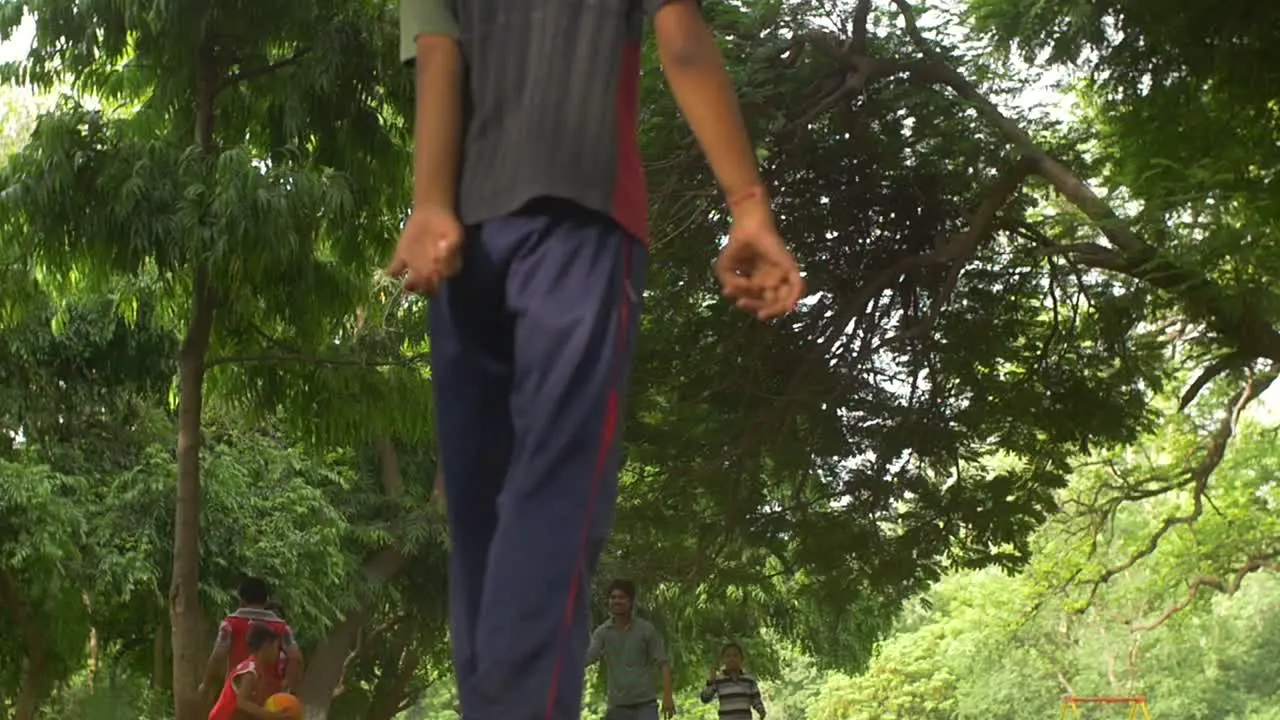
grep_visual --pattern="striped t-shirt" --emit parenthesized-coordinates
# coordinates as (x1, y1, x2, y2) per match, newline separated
(700, 672, 766, 720)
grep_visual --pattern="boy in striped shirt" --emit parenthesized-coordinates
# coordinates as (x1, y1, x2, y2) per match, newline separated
(700, 643, 767, 720)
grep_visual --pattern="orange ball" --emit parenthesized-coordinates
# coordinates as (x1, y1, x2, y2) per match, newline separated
(265, 693, 303, 719)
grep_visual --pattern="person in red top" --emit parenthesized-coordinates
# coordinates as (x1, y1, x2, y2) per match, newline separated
(208, 623, 289, 720)
(200, 577, 305, 702)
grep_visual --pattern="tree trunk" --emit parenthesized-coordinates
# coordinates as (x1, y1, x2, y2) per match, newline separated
(84, 591, 98, 691)
(171, 264, 216, 720)
(0, 570, 50, 720)
(170, 38, 220, 720)
(366, 622, 426, 720)
(298, 612, 366, 720)
(153, 625, 168, 690)
(298, 440, 410, 719)
(12, 643, 48, 720)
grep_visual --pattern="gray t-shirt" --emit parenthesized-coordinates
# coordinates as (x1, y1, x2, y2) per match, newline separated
(399, 0, 689, 242)
(587, 616, 670, 706)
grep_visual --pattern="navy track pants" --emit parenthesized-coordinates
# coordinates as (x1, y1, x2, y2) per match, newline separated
(429, 198, 646, 720)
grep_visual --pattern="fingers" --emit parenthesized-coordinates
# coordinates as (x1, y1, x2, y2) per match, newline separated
(717, 245, 767, 312)
(401, 268, 437, 296)
(385, 255, 407, 281)
(718, 252, 805, 320)
(756, 263, 804, 321)
(714, 251, 751, 297)
(388, 248, 462, 298)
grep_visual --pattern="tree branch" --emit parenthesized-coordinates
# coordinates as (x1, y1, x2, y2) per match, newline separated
(220, 49, 311, 90)
(1130, 552, 1280, 632)
(205, 350, 429, 369)
(886, 156, 1037, 342)
(1075, 366, 1277, 609)
(886, 0, 1280, 365)
(1179, 351, 1247, 411)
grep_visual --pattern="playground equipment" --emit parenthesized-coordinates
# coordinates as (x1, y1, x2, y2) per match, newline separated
(1060, 696, 1151, 720)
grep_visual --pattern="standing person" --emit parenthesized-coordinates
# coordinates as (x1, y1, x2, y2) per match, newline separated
(391, 0, 805, 718)
(700, 643, 766, 720)
(200, 578, 304, 702)
(586, 579, 676, 720)
(208, 623, 288, 720)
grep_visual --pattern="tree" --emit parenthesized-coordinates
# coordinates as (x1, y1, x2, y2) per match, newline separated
(967, 0, 1280, 619)
(1, 0, 413, 715)
(0, 294, 175, 718)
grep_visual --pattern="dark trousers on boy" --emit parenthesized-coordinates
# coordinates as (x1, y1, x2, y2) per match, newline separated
(431, 198, 647, 720)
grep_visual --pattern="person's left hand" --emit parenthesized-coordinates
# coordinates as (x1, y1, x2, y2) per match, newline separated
(662, 693, 676, 719)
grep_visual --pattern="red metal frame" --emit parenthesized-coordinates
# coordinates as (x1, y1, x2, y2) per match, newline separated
(1060, 695, 1152, 719)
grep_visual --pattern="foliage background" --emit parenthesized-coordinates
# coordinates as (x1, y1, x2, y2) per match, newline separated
(3, 0, 1280, 717)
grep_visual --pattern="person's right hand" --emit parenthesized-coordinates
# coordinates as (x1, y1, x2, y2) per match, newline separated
(386, 205, 464, 297)
(715, 201, 804, 321)
(708, 666, 720, 682)
(432, 467, 446, 504)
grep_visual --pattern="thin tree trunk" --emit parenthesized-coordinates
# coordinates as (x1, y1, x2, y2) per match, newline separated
(153, 625, 168, 690)
(171, 263, 216, 720)
(0, 570, 50, 720)
(170, 37, 220, 720)
(12, 643, 48, 720)
(82, 591, 99, 691)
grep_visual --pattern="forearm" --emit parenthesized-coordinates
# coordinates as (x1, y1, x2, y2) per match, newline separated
(699, 683, 717, 703)
(585, 632, 603, 667)
(661, 664, 674, 697)
(202, 651, 225, 688)
(412, 36, 463, 210)
(236, 679, 275, 719)
(286, 657, 303, 691)
(656, 4, 764, 208)
(236, 698, 276, 720)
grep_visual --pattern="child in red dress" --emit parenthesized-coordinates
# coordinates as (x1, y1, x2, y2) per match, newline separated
(208, 623, 288, 720)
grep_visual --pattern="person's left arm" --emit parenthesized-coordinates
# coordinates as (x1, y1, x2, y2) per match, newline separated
(750, 677, 767, 718)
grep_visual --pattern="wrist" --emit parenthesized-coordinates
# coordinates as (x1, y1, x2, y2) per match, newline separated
(726, 185, 772, 225)
(412, 193, 455, 214)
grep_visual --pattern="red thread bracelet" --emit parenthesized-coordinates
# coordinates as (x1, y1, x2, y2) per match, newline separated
(727, 186, 768, 209)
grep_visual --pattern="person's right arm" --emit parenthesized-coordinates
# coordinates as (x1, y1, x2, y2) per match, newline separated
(585, 627, 605, 666)
(199, 621, 232, 695)
(699, 674, 719, 703)
(399, 0, 464, 212)
(650, 0, 771, 224)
